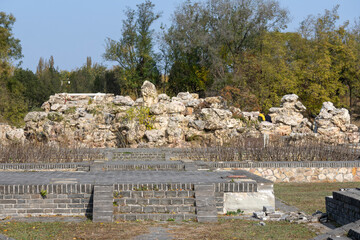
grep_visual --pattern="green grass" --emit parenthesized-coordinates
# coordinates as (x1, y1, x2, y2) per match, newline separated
(274, 182, 360, 214)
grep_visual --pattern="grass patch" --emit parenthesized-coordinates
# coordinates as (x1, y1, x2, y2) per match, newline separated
(0, 219, 316, 240)
(0, 221, 150, 240)
(167, 219, 316, 239)
(274, 182, 360, 214)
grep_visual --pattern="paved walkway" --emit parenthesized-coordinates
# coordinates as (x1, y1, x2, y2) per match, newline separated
(134, 227, 173, 240)
(0, 170, 262, 185)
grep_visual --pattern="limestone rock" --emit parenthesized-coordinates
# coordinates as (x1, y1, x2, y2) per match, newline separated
(24, 112, 48, 122)
(113, 96, 134, 106)
(166, 101, 186, 114)
(145, 129, 165, 142)
(315, 102, 358, 144)
(158, 94, 170, 102)
(6, 128, 25, 143)
(150, 102, 167, 115)
(141, 80, 158, 107)
(5, 83, 357, 148)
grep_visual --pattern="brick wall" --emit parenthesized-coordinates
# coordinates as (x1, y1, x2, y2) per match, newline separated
(326, 189, 360, 225)
(0, 182, 256, 221)
(0, 184, 93, 218)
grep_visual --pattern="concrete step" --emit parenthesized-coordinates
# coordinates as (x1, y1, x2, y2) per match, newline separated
(327, 237, 351, 240)
(195, 184, 217, 222)
(348, 228, 360, 240)
(93, 185, 113, 222)
(114, 213, 196, 221)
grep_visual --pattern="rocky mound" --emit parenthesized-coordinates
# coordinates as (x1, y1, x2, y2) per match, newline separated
(1, 81, 358, 147)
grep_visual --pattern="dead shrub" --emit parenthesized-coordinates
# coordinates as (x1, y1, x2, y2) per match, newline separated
(0, 142, 102, 163)
(185, 136, 359, 162)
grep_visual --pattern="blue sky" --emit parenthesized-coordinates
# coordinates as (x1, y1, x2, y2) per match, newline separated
(2, 0, 360, 72)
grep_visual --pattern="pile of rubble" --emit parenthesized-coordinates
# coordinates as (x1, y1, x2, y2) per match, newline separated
(253, 206, 327, 224)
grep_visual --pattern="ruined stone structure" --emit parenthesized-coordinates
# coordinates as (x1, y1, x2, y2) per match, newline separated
(0, 81, 359, 147)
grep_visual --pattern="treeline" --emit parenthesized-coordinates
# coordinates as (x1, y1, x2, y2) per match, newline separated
(1, 0, 360, 127)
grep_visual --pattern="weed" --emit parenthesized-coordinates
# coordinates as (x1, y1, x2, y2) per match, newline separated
(122, 107, 155, 130)
(225, 209, 244, 216)
(40, 189, 47, 199)
(64, 107, 76, 115)
(47, 113, 64, 122)
(133, 185, 148, 191)
(167, 218, 175, 222)
(113, 201, 118, 207)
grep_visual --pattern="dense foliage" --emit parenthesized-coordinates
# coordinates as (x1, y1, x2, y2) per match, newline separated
(1, 1, 360, 126)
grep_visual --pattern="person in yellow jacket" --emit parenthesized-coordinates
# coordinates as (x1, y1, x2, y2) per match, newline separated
(258, 113, 265, 122)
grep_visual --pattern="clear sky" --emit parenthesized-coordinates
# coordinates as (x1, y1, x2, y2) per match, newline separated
(2, 0, 360, 72)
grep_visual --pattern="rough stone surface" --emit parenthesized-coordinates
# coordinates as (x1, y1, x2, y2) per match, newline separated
(245, 167, 360, 183)
(0, 82, 359, 147)
(315, 102, 359, 144)
(141, 81, 158, 107)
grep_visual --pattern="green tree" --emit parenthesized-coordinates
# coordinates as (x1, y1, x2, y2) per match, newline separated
(165, 0, 289, 95)
(0, 12, 26, 126)
(67, 57, 107, 93)
(36, 56, 61, 99)
(103, 0, 161, 97)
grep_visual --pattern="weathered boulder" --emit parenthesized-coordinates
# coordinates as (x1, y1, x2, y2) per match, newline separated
(113, 96, 134, 106)
(315, 102, 358, 144)
(141, 81, 158, 107)
(24, 112, 48, 122)
(145, 129, 165, 142)
(166, 101, 186, 114)
(150, 102, 167, 115)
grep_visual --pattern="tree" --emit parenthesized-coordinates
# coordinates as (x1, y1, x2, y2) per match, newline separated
(68, 57, 107, 93)
(165, 0, 289, 94)
(36, 56, 61, 100)
(103, 0, 161, 97)
(0, 12, 26, 126)
(0, 12, 22, 73)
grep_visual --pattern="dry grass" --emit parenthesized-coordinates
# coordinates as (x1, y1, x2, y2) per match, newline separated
(0, 221, 151, 240)
(166, 220, 316, 240)
(274, 182, 360, 214)
(0, 219, 316, 240)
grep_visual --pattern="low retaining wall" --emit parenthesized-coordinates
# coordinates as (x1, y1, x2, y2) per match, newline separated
(210, 161, 360, 183)
(0, 182, 271, 221)
(0, 184, 93, 218)
(245, 167, 360, 183)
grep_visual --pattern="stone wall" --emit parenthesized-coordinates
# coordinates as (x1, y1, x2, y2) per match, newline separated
(245, 167, 360, 183)
(1, 81, 358, 147)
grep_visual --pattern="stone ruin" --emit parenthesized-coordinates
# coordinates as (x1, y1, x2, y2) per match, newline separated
(0, 80, 359, 147)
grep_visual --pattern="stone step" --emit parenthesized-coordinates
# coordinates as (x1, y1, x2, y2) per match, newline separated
(114, 205, 196, 214)
(113, 197, 196, 206)
(93, 185, 113, 222)
(195, 184, 217, 223)
(348, 228, 360, 240)
(113, 191, 195, 198)
(114, 213, 196, 221)
(327, 237, 352, 240)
